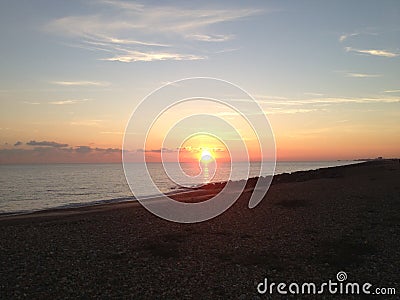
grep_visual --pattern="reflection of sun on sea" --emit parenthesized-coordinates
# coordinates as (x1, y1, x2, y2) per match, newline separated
(199, 149, 215, 183)
(177, 134, 226, 183)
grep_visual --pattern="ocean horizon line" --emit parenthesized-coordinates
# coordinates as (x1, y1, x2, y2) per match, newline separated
(0, 159, 364, 166)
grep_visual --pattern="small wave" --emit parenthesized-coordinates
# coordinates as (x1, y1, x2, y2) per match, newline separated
(0, 196, 137, 217)
(55, 196, 137, 210)
(56, 192, 96, 196)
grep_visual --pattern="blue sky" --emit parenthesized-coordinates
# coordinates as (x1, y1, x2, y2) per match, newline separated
(0, 0, 399, 162)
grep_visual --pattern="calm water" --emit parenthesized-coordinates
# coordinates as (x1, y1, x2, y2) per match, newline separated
(0, 161, 359, 214)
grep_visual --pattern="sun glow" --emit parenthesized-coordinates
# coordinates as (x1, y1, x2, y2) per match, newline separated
(199, 149, 214, 163)
(175, 133, 229, 163)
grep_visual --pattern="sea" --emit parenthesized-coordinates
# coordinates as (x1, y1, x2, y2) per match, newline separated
(0, 161, 360, 215)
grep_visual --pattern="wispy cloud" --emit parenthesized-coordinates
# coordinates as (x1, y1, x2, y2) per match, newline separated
(52, 81, 110, 87)
(339, 30, 378, 42)
(99, 1, 262, 33)
(22, 101, 41, 105)
(46, 2, 263, 62)
(264, 108, 321, 115)
(383, 89, 400, 93)
(100, 51, 205, 62)
(186, 34, 234, 42)
(284, 97, 399, 105)
(49, 99, 90, 105)
(26, 140, 68, 148)
(253, 95, 289, 101)
(339, 32, 360, 42)
(87, 34, 170, 47)
(214, 47, 240, 54)
(253, 95, 400, 107)
(345, 47, 398, 57)
(303, 92, 324, 97)
(100, 0, 145, 11)
(345, 73, 382, 78)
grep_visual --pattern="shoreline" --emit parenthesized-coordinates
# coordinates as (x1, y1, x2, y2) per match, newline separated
(0, 160, 363, 218)
(0, 160, 378, 222)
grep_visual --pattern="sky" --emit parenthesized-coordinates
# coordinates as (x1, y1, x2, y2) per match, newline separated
(0, 0, 399, 163)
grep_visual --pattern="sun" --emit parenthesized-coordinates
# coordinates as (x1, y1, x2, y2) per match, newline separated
(200, 149, 214, 163)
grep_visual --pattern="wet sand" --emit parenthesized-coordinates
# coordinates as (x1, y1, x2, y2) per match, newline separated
(0, 160, 399, 298)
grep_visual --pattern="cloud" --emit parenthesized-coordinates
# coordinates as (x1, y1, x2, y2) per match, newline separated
(249, 95, 400, 109)
(264, 108, 321, 115)
(99, 1, 262, 32)
(339, 32, 360, 42)
(75, 146, 92, 153)
(137, 147, 176, 153)
(297, 97, 400, 104)
(383, 89, 400, 93)
(303, 92, 324, 97)
(272, 97, 399, 105)
(22, 99, 90, 105)
(0, 145, 122, 164)
(22, 101, 41, 105)
(94, 147, 120, 153)
(214, 47, 240, 54)
(100, 0, 145, 11)
(52, 81, 110, 87)
(45, 2, 263, 62)
(49, 99, 90, 105)
(186, 34, 234, 42)
(74, 145, 121, 154)
(345, 73, 382, 78)
(86, 34, 169, 47)
(345, 47, 398, 57)
(100, 51, 205, 62)
(14, 141, 22, 146)
(27, 140, 69, 147)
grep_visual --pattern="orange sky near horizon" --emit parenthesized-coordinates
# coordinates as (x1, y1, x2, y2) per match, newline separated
(1, 112, 398, 164)
(1, 95, 399, 164)
(1, 94, 399, 164)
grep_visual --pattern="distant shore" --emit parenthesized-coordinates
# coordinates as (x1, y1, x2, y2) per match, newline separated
(0, 159, 399, 298)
